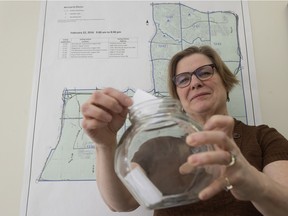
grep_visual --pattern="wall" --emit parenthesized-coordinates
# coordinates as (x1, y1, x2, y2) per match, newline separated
(0, 1, 287, 216)
(249, 1, 288, 137)
(0, 1, 40, 216)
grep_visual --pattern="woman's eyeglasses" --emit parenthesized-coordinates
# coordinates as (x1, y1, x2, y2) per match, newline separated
(172, 63, 216, 88)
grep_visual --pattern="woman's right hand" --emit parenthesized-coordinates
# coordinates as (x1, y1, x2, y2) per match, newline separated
(81, 88, 133, 148)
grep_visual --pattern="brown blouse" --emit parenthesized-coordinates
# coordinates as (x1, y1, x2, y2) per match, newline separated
(133, 119, 288, 216)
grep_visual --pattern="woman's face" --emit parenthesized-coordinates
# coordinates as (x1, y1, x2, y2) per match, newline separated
(175, 53, 228, 120)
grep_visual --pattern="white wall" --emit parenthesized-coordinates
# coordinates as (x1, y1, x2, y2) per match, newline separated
(249, 1, 288, 137)
(0, 1, 40, 216)
(0, 1, 287, 216)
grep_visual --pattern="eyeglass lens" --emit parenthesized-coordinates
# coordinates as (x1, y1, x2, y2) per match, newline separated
(174, 64, 214, 88)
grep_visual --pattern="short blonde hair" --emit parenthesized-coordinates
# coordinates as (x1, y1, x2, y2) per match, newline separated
(168, 45, 239, 99)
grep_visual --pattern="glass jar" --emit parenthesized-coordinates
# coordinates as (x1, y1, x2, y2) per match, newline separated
(115, 97, 220, 209)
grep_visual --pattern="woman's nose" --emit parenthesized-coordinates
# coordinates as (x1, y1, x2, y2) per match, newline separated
(189, 75, 203, 89)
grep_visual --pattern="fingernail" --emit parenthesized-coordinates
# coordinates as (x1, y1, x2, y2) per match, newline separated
(125, 97, 133, 106)
(188, 155, 199, 166)
(179, 163, 197, 175)
(186, 135, 195, 145)
(114, 105, 123, 113)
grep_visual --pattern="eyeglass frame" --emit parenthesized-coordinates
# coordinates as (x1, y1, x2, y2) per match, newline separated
(172, 63, 216, 88)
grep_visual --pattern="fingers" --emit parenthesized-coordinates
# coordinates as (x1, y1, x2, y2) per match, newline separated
(186, 130, 234, 151)
(81, 114, 109, 130)
(82, 103, 112, 123)
(203, 115, 234, 137)
(179, 162, 197, 175)
(182, 115, 250, 201)
(81, 88, 132, 135)
(198, 178, 226, 200)
(82, 88, 132, 120)
(186, 150, 233, 167)
(89, 88, 132, 113)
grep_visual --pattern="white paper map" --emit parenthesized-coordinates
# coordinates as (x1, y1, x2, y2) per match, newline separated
(21, 1, 260, 216)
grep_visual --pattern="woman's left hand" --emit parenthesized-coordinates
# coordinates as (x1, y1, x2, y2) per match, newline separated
(180, 115, 262, 201)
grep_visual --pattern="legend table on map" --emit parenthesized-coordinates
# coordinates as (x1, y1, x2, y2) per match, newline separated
(58, 37, 138, 59)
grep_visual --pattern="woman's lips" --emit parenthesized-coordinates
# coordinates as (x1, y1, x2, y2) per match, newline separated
(190, 92, 210, 101)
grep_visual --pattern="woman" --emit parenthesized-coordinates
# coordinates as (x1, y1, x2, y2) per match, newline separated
(81, 45, 288, 215)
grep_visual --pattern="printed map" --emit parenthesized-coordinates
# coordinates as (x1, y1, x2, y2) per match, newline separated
(39, 2, 245, 182)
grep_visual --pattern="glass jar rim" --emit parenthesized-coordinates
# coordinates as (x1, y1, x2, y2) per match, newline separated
(129, 97, 182, 121)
